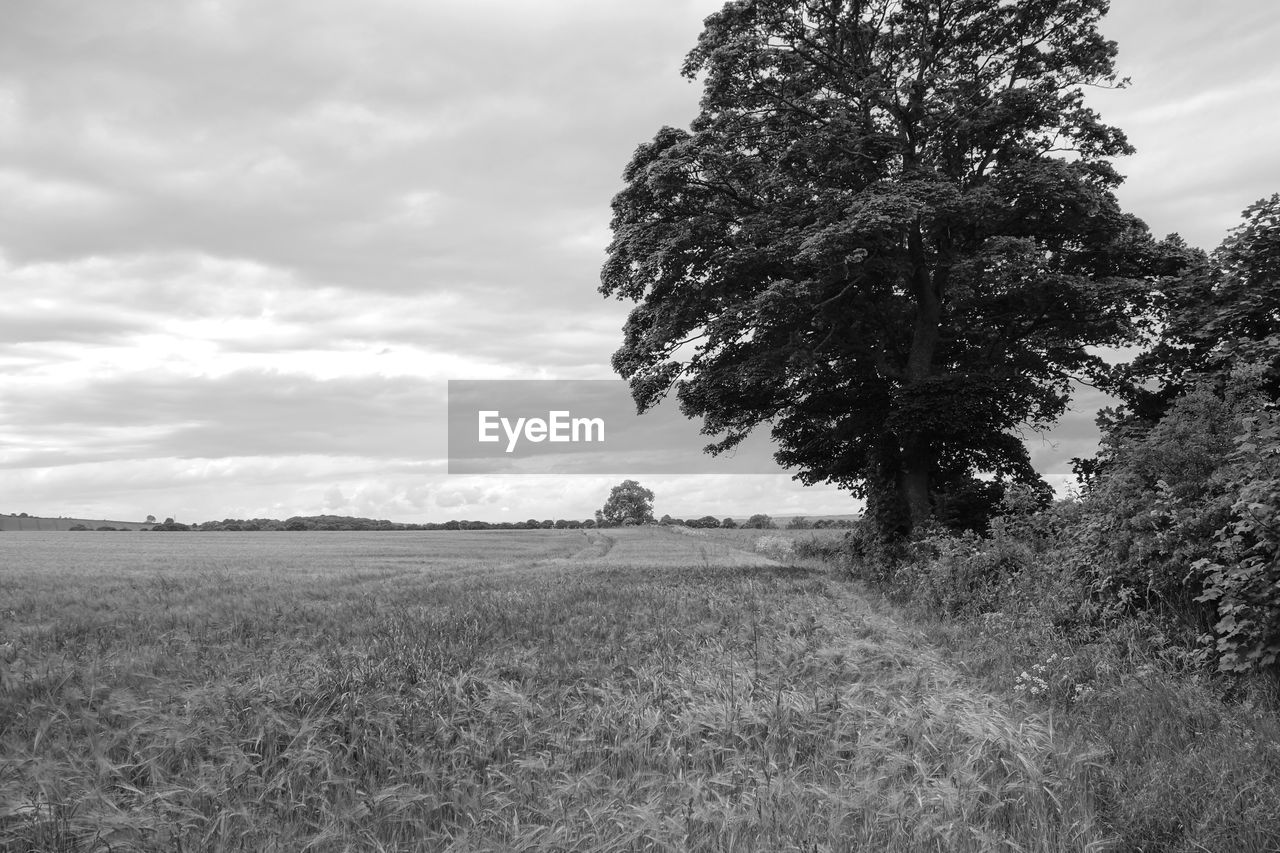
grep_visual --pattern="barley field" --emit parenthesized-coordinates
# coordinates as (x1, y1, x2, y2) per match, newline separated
(1, 529, 1108, 851)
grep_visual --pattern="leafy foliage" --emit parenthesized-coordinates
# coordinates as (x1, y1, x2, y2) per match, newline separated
(1194, 410, 1280, 671)
(844, 189, 1280, 676)
(602, 0, 1161, 536)
(1073, 194, 1280, 674)
(1017, 374, 1280, 675)
(837, 495, 1280, 851)
(1071, 385, 1239, 616)
(1116, 193, 1280, 422)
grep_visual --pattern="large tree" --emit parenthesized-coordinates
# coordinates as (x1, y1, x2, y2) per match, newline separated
(601, 0, 1159, 536)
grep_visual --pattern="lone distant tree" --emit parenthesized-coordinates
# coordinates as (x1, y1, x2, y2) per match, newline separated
(602, 0, 1162, 537)
(599, 480, 656, 526)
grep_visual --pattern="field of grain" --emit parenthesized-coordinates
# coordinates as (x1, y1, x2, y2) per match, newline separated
(1, 529, 1108, 851)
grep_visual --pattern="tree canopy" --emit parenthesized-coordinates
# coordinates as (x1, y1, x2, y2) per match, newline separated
(1118, 193, 1280, 420)
(599, 480, 656, 526)
(601, 0, 1166, 536)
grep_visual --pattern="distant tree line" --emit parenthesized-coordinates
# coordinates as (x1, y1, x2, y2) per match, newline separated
(132, 513, 857, 532)
(46, 481, 856, 534)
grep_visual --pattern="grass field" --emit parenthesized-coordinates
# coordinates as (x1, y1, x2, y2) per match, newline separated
(0, 516, 151, 532)
(2, 529, 1120, 850)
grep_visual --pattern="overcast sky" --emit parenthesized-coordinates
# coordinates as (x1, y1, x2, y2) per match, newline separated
(3, 0, 1279, 524)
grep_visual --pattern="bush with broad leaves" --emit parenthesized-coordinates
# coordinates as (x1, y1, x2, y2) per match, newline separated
(1193, 409, 1280, 671)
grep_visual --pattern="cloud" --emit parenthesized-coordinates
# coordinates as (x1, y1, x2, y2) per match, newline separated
(0, 0, 712, 301)
(1093, 1, 1280, 249)
(0, 250, 619, 384)
(2, 1, 1278, 521)
(1, 454, 444, 523)
(0, 370, 449, 469)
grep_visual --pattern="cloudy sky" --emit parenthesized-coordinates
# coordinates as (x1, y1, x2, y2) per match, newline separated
(3, 0, 1279, 524)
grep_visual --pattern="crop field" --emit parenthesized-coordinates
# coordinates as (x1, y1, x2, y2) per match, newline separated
(2, 529, 1109, 852)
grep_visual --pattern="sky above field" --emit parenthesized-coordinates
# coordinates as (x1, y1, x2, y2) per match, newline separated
(3, 1, 1280, 524)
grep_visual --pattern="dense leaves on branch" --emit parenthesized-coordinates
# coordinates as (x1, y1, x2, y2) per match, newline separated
(883, 195, 1280, 677)
(1110, 193, 1280, 425)
(1078, 195, 1280, 674)
(603, 0, 1168, 536)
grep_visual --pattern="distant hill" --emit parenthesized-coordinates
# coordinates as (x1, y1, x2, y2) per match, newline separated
(0, 514, 151, 531)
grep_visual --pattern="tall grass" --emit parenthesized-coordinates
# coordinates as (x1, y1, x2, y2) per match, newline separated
(1, 529, 1108, 851)
(842, 521, 1280, 853)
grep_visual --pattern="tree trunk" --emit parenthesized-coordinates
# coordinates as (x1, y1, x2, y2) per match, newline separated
(899, 434, 932, 532)
(897, 221, 943, 534)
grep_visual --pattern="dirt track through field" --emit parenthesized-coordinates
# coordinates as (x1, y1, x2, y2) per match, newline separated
(538, 528, 1109, 849)
(584, 528, 783, 567)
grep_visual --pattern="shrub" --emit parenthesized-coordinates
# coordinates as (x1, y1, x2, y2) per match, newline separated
(1072, 385, 1239, 618)
(1194, 410, 1280, 671)
(840, 518, 912, 586)
(1070, 376, 1280, 674)
(793, 536, 844, 561)
(893, 528, 1034, 618)
(753, 535, 795, 561)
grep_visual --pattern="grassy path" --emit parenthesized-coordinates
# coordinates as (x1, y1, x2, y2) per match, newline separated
(1, 529, 1108, 851)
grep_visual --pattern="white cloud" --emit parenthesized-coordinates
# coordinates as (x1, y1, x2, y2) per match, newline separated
(1092, 1, 1280, 249)
(2, 1, 1278, 521)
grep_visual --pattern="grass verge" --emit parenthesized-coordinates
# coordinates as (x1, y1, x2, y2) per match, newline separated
(838, 532, 1280, 853)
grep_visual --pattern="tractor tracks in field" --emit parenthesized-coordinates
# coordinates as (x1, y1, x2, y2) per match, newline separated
(572, 530, 615, 560)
